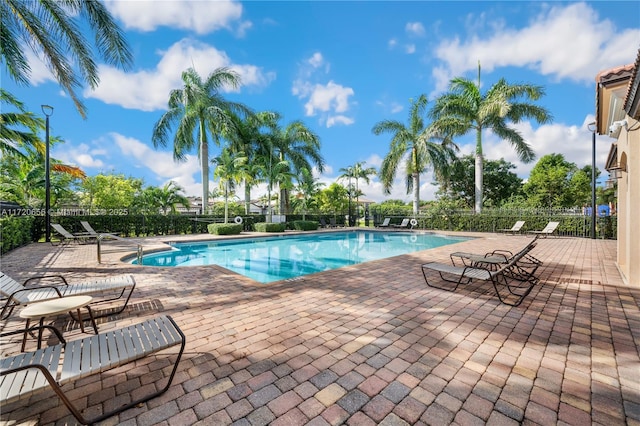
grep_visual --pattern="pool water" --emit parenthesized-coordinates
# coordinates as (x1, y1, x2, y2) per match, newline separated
(135, 231, 469, 283)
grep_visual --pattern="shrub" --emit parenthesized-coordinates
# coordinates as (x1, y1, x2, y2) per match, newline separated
(1, 215, 35, 254)
(291, 220, 319, 231)
(254, 222, 286, 232)
(208, 223, 243, 235)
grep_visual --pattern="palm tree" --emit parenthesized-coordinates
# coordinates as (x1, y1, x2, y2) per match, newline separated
(155, 181, 190, 215)
(225, 111, 278, 214)
(152, 67, 251, 215)
(1, 0, 132, 118)
(372, 94, 456, 215)
(259, 114, 324, 215)
(1, 89, 44, 156)
(350, 161, 376, 224)
(0, 146, 85, 207)
(212, 148, 248, 223)
(254, 140, 294, 223)
(293, 167, 324, 220)
(429, 64, 552, 213)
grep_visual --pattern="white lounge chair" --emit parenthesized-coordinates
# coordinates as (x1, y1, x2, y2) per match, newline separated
(0, 271, 136, 319)
(499, 220, 525, 234)
(377, 218, 391, 228)
(50, 223, 93, 244)
(391, 218, 411, 229)
(529, 221, 559, 238)
(80, 220, 122, 239)
(0, 315, 185, 425)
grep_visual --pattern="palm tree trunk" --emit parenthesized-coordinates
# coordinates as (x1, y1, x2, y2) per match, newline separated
(244, 181, 251, 215)
(200, 122, 209, 215)
(412, 173, 420, 215)
(475, 128, 483, 214)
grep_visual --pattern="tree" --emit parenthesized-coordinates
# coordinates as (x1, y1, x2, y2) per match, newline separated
(259, 113, 324, 215)
(523, 154, 579, 208)
(0, 89, 44, 156)
(292, 167, 324, 219)
(1, 0, 132, 118)
(225, 111, 277, 214)
(152, 67, 251, 214)
(373, 94, 456, 215)
(212, 148, 247, 223)
(317, 183, 349, 214)
(0, 146, 85, 208)
(351, 161, 376, 221)
(436, 155, 523, 208)
(79, 174, 142, 210)
(155, 181, 191, 215)
(429, 64, 552, 213)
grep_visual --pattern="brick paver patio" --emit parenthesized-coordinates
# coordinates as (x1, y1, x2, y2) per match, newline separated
(1, 232, 638, 425)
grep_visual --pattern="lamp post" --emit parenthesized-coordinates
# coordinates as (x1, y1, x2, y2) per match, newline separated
(42, 105, 54, 242)
(588, 121, 596, 239)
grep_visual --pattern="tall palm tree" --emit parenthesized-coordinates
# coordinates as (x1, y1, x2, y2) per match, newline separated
(152, 67, 251, 215)
(1, 0, 132, 119)
(372, 94, 456, 215)
(259, 114, 324, 215)
(429, 65, 552, 213)
(225, 111, 277, 214)
(254, 139, 293, 223)
(212, 148, 248, 223)
(351, 161, 376, 223)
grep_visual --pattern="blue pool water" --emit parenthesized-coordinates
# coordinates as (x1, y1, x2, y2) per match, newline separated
(135, 231, 469, 283)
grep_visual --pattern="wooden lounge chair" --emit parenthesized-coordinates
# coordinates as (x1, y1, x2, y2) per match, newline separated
(0, 315, 185, 425)
(0, 272, 136, 320)
(51, 223, 93, 244)
(499, 220, 525, 234)
(529, 221, 559, 238)
(421, 247, 538, 306)
(377, 217, 391, 228)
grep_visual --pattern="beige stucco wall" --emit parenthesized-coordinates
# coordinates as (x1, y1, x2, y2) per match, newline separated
(616, 117, 639, 286)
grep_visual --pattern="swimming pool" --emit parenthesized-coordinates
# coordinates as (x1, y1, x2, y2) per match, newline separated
(135, 231, 470, 283)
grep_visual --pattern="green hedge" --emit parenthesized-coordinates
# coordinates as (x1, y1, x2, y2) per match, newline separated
(291, 220, 319, 231)
(254, 222, 287, 232)
(208, 223, 243, 235)
(1, 215, 35, 254)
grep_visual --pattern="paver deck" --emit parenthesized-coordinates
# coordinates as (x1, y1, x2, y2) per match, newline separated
(0, 231, 638, 425)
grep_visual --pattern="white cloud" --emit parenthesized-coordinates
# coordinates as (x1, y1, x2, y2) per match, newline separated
(327, 115, 355, 128)
(431, 2, 640, 93)
(104, 0, 244, 35)
(405, 22, 425, 37)
(308, 52, 325, 68)
(293, 54, 355, 128)
(303, 81, 354, 116)
(388, 38, 398, 49)
(85, 39, 275, 111)
(24, 50, 55, 85)
(53, 143, 106, 169)
(405, 44, 416, 54)
(110, 133, 207, 194)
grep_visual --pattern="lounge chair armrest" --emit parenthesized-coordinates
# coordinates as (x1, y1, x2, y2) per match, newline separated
(9, 285, 64, 299)
(0, 324, 66, 344)
(488, 249, 512, 259)
(24, 275, 69, 287)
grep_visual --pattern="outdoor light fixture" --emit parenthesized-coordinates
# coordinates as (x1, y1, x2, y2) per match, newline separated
(42, 105, 54, 242)
(587, 121, 596, 239)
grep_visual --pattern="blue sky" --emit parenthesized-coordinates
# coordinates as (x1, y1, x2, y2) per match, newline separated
(4, 1, 639, 203)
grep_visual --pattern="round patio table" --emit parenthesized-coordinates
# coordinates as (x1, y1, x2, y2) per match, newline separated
(19, 295, 98, 351)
